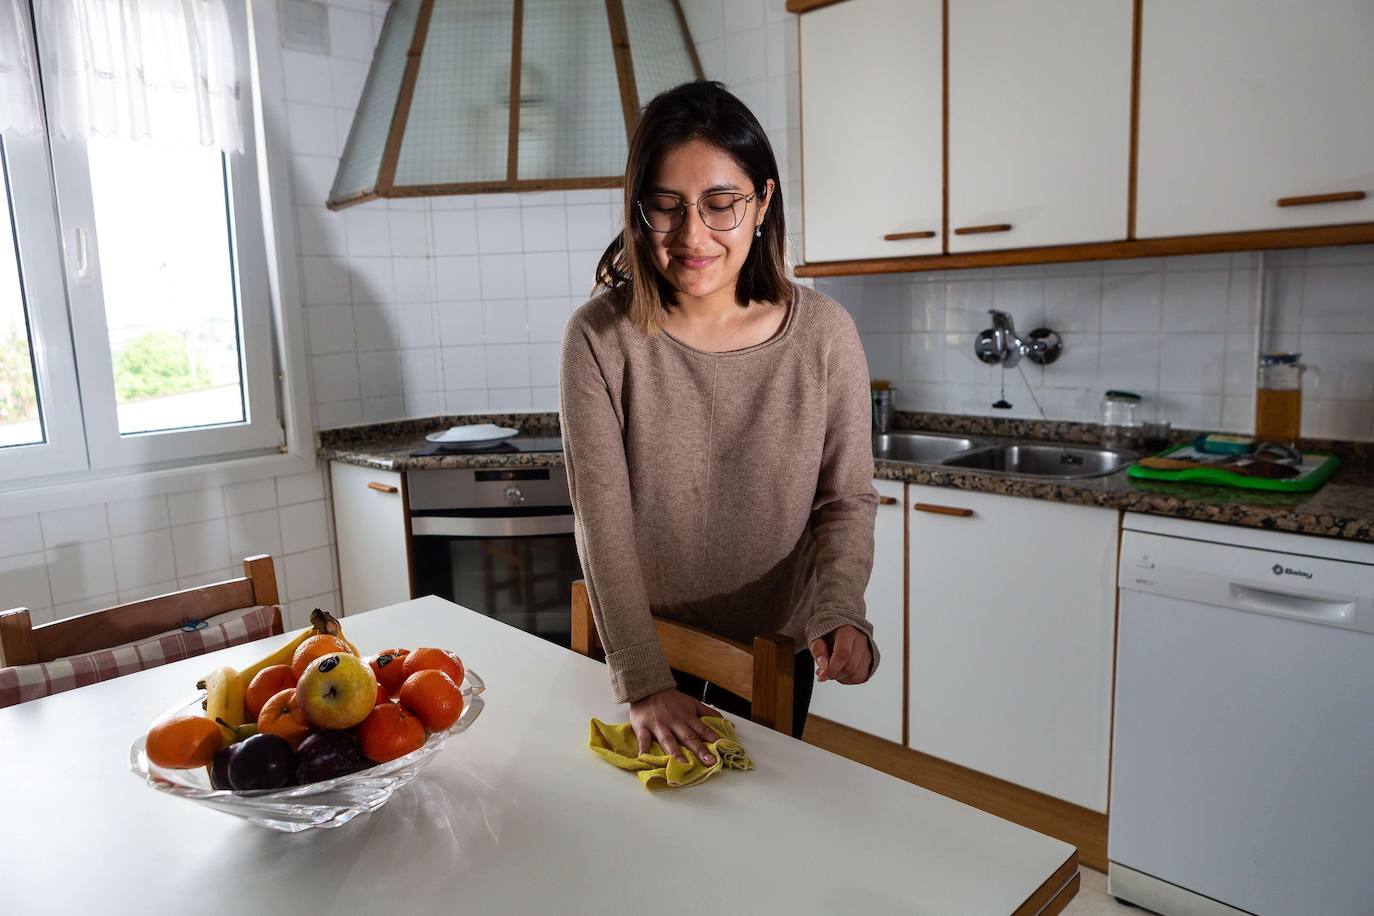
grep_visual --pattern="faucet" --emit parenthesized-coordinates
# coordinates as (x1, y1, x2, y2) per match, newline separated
(974, 310, 1063, 367)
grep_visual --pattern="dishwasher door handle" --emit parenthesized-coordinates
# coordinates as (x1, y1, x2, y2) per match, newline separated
(1229, 584, 1356, 626)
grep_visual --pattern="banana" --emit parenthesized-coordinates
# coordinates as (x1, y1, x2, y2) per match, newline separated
(196, 609, 352, 696)
(232, 625, 315, 690)
(202, 666, 245, 749)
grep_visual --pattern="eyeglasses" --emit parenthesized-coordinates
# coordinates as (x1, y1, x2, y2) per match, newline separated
(636, 190, 758, 233)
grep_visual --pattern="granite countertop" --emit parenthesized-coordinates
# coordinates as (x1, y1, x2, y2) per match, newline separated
(318, 412, 1374, 544)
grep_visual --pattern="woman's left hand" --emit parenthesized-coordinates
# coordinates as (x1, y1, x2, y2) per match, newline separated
(809, 625, 872, 685)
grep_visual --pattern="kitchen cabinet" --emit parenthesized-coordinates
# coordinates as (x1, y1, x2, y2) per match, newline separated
(808, 478, 905, 743)
(799, 0, 942, 263)
(1137, 0, 1374, 237)
(906, 485, 1118, 812)
(947, 0, 1132, 252)
(329, 461, 412, 615)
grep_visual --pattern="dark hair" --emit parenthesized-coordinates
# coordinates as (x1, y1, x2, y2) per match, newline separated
(595, 80, 791, 336)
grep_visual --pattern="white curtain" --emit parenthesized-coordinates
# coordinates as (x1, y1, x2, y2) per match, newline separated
(34, 0, 245, 152)
(0, 0, 44, 137)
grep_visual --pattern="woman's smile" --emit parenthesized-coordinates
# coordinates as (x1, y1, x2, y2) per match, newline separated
(672, 253, 719, 270)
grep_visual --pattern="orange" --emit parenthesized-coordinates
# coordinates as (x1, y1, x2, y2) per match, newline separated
(291, 634, 353, 679)
(375, 683, 389, 706)
(256, 687, 312, 748)
(146, 714, 222, 769)
(367, 649, 410, 696)
(356, 702, 426, 763)
(401, 647, 464, 687)
(245, 664, 297, 719)
(398, 669, 464, 731)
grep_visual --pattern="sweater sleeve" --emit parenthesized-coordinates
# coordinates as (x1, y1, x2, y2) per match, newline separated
(559, 316, 677, 704)
(804, 309, 881, 673)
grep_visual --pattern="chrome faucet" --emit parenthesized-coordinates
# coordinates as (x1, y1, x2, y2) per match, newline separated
(974, 310, 1063, 367)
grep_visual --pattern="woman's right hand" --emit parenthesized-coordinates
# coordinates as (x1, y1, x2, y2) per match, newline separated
(629, 688, 721, 765)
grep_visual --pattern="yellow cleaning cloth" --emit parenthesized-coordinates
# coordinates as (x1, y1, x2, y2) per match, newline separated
(588, 715, 754, 791)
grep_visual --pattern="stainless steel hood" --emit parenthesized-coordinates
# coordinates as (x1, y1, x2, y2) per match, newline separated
(328, 0, 701, 209)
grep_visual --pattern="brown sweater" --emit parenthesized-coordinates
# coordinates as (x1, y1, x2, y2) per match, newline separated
(559, 282, 879, 704)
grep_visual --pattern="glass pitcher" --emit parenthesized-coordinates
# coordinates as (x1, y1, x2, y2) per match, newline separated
(1254, 353, 1306, 446)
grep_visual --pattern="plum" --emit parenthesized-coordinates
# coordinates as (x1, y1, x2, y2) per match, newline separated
(209, 745, 236, 790)
(295, 729, 365, 785)
(227, 733, 295, 790)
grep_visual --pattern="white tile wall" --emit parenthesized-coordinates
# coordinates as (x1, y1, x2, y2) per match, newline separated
(0, 475, 341, 630)
(819, 246, 1374, 439)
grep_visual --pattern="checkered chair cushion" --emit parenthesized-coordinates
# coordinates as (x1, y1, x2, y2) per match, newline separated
(0, 604, 280, 708)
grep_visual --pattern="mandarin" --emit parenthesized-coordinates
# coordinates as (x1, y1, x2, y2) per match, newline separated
(400, 647, 464, 687)
(356, 702, 426, 763)
(367, 649, 410, 696)
(257, 687, 312, 748)
(245, 664, 297, 719)
(146, 714, 222, 769)
(291, 634, 353, 679)
(398, 669, 464, 731)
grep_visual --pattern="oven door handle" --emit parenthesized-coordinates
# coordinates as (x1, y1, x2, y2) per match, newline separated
(411, 515, 575, 538)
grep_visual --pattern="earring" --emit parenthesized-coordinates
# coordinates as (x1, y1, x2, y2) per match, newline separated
(754, 226, 762, 238)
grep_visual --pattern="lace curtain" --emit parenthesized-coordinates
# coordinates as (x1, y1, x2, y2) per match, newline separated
(0, 0, 244, 152)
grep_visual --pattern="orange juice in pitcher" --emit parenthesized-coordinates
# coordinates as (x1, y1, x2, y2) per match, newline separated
(1254, 353, 1306, 446)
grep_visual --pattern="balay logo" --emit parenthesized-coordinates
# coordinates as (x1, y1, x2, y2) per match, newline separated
(1272, 562, 1313, 580)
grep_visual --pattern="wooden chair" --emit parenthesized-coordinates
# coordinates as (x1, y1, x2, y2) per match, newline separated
(570, 579, 796, 735)
(0, 555, 282, 667)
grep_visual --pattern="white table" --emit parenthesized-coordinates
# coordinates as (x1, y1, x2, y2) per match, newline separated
(0, 597, 1078, 915)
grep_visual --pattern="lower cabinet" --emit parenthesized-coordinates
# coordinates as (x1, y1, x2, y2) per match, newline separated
(807, 478, 905, 744)
(906, 484, 1118, 813)
(329, 461, 412, 615)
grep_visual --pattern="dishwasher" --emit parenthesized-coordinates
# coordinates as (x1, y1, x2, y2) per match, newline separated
(1109, 514, 1374, 916)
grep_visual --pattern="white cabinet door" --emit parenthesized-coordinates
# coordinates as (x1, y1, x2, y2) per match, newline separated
(808, 479, 905, 743)
(330, 461, 412, 616)
(800, 0, 942, 263)
(906, 485, 1118, 812)
(1137, 0, 1374, 237)
(948, 0, 1133, 252)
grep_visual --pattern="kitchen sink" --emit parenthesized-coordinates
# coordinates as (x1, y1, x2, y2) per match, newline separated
(874, 432, 977, 465)
(941, 443, 1134, 479)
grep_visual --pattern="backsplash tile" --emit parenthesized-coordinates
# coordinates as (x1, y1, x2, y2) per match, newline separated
(820, 245, 1374, 440)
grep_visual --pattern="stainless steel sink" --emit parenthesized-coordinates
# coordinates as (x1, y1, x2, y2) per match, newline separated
(874, 432, 977, 465)
(941, 443, 1134, 479)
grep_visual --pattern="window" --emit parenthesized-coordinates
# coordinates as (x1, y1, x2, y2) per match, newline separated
(0, 0, 280, 484)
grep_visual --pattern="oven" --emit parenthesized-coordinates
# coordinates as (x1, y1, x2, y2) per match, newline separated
(408, 465, 582, 647)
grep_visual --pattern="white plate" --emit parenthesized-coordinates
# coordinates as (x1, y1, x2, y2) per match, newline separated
(425, 424, 520, 444)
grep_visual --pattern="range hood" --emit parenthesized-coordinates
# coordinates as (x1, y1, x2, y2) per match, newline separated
(328, 0, 701, 209)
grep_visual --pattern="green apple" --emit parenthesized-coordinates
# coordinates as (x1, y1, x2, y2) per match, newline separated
(296, 652, 379, 730)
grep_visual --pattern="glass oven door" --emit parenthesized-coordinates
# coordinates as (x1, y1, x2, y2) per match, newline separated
(411, 511, 582, 647)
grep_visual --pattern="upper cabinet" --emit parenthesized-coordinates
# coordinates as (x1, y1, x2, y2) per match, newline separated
(800, 0, 943, 263)
(948, 0, 1133, 252)
(1136, 0, 1374, 237)
(791, 0, 1374, 276)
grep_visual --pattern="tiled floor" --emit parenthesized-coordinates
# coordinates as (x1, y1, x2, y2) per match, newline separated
(1064, 867, 1151, 915)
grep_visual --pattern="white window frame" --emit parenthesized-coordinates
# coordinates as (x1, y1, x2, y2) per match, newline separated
(41, 4, 283, 471)
(0, 132, 87, 481)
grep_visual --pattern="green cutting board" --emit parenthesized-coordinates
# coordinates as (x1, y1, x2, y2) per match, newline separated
(1127, 445, 1340, 492)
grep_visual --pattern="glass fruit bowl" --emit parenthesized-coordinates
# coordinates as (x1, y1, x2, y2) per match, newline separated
(129, 669, 485, 832)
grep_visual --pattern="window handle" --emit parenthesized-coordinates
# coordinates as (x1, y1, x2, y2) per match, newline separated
(74, 228, 92, 284)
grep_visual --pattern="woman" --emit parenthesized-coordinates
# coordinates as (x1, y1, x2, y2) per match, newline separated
(559, 80, 878, 766)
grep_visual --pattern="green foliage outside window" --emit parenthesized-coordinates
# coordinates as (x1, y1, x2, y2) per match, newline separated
(0, 321, 39, 423)
(113, 330, 210, 402)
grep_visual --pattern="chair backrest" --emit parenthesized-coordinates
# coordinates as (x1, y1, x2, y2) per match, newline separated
(0, 554, 282, 667)
(570, 579, 795, 735)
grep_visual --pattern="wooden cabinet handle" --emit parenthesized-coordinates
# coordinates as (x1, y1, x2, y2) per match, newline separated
(953, 224, 1013, 235)
(914, 502, 974, 518)
(367, 481, 399, 494)
(883, 230, 936, 241)
(1276, 191, 1366, 208)
(878, 495, 899, 505)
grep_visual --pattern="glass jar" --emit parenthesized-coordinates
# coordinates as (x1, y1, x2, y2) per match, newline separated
(1255, 353, 1306, 446)
(1101, 390, 1142, 450)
